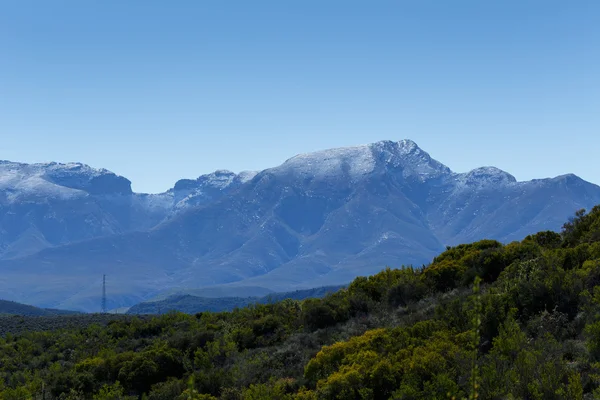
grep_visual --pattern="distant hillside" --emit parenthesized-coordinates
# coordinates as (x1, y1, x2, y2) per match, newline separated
(127, 285, 345, 314)
(0, 314, 145, 337)
(146, 285, 276, 302)
(0, 299, 79, 316)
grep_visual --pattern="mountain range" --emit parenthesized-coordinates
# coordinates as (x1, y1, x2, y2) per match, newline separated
(1, 139, 599, 312)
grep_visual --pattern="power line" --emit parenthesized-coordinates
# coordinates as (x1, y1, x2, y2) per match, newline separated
(101, 274, 107, 313)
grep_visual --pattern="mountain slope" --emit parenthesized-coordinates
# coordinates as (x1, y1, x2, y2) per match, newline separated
(126, 285, 344, 314)
(0, 299, 79, 316)
(0, 161, 253, 260)
(0, 161, 166, 259)
(1, 139, 599, 311)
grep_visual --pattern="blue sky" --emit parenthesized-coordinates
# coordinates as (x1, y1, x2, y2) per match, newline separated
(1, 1, 598, 193)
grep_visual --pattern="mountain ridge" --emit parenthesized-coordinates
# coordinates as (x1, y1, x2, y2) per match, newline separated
(1, 139, 599, 311)
(0, 298, 79, 316)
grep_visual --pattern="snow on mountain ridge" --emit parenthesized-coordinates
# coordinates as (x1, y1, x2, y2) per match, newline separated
(273, 139, 451, 182)
(0, 160, 134, 200)
(0, 160, 112, 178)
(0, 162, 91, 202)
(278, 144, 376, 181)
(2, 139, 582, 203)
(168, 169, 259, 211)
(0, 161, 142, 206)
(198, 170, 237, 189)
(173, 169, 258, 191)
(446, 168, 517, 194)
(237, 171, 259, 183)
(371, 140, 452, 181)
(460, 167, 517, 186)
(0, 140, 527, 198)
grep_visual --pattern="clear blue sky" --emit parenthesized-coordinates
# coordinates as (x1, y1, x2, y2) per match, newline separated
(1, 1, 598, 193)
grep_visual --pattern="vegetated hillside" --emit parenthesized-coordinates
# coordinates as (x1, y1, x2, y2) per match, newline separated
(0, 299, 79, 317)
(127, 285, 345, 314)
(3, 140, 600, 312)
(0, 314, 149, 337)
(147, 286, 278, 303)
(2, 206, 600, 399)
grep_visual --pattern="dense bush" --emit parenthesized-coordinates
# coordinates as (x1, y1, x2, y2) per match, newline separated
(2, 206, 600, 399)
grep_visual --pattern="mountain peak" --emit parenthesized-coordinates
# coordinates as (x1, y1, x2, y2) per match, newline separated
(169, 169, 256, 210)
(398, 138, 419, 152)
(454, 166, 517, 188)
(0, 160, 131, 200)
(272, 139, 451, 182)
(277, 144, 375, 181)
(371, 140, 452, 181)
(211, 169, 236, 176)
(198, 170, 236, 187)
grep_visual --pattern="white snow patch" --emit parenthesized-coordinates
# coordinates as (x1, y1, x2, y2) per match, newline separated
(372, 140, 452, 181)
(275, 144, 376, 180)
(237, 171, 258, 183)
(0, 161, 89, 202)
(452, 167, 517, 190)
(135, 193, 173, 210)
(203, 170, 236, 189)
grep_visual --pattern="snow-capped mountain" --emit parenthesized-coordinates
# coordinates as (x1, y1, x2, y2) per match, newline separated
(0, 161, 162, 259)
(269, 139, 450, 184)
(0, 161, 131, 202)
(1, 139, 599, 311)
(167, 169, 258, 211)
(0, 160, 253, 259)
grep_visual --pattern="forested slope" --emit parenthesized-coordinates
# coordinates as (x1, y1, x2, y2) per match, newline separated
(127, 286, 345, 315)
(0, 300, 79, 317)
(2, 205, 600, 399)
